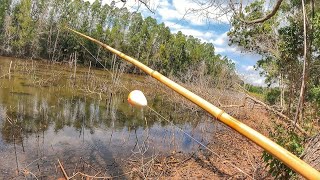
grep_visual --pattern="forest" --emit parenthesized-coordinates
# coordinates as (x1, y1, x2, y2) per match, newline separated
(0, 0, 320, 179)
(0, 0, 238, 85)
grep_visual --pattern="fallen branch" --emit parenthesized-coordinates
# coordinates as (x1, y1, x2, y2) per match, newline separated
(218, 97, 247, 108)
(0, 73, 9, 79)
(58, 159, 68, 179)
(57, 157, 156, 179)
(235, 84, 308, 136)
(245, 95, 308, 136)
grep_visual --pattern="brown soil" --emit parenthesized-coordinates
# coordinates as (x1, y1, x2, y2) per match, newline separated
(131, 77, 276, 179)
(158, 108, 273, 179)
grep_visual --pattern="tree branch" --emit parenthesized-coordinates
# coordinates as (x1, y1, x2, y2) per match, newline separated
(138, 0, 155, 14)
(238, 0, 283, 24)
(236, 84, 308, 136)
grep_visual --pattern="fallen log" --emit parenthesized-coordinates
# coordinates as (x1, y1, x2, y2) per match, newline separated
(244, 95, 307, 136)
(234, 84, 308, 136)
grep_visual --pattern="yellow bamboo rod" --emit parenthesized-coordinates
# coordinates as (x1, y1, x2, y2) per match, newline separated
(67, 28, 320, 179)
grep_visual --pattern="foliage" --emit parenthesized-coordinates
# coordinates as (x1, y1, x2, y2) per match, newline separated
(308, 87, 320, 106)
(244, 85, 282, 105)
(265, 88, 280, 105)
(262, 122, 304, 179)
(229, 0, 320, 121)
(314, 11, 320, 49)
(0, 0, 239, 87)
(244, 84, 265, 94)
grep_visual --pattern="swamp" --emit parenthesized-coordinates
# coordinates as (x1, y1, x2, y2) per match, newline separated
(0, 57, 224, 179)
(1, 0, 320, 179)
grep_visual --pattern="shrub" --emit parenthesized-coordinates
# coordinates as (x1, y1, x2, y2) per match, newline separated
(308, 86, 320, 106)
(265, 88, 280, 105)
(262, 123, 304, 179)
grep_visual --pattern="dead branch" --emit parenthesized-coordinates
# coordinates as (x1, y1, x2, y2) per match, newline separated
(235, 84, 308, 135)
(78, 86, 105, 100)
(58, 159, 68, 179)
(245, 95, 308, 136)
(33, 72, 62, 86)
(138, 0, 155, 14)
(58, 157, 157, 179)
(0, 73, 9, 79)
(218, 97, 246, 108)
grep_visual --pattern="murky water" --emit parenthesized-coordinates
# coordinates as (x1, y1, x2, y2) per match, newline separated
(0, 57, 222, 178)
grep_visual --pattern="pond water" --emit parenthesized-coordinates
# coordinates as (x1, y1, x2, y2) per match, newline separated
(0, 57, 222, 178)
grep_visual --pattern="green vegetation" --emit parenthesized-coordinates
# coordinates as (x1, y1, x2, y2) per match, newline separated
(262, 122, 304, 179)
(265, 88, 281, 105)
(229, 0, 320, 120)
(228, 0, 320, 177)
(244, 84, 264, 95)
(1, 0, 320, 177)
(0, 0, 238, 86)
(308, 87, 320, 106)
(244, 84, 280, 105)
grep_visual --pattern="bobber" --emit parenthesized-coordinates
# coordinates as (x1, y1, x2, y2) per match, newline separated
(127, 90, 147, 107)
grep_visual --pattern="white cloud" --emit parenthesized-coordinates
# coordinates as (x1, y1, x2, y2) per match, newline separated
(212, 37, 225, 46)
(171, 0, 230, 25)
(245, 65, 255, 71)
(164, 22, 217, 42)
(212, 32, 227, 46)
(214, 47, 225, 53)
(213, 45, 239, 55)
(207, 32, 242, 54)
(239, 71, 266, 86)
(136, 0, 231, 26)
(157, 0, 170, 8)
(178, 29, 215, 40)
(163, 21, 184, 30)
(212, 42, 238, 54)
(158, 8, 182, 20)
(237, 63, 266, 86)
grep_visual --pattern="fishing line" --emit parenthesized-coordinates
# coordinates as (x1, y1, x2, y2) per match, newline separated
(77, 40, 130, 92)
(77, 40, 252, 179)
(147, 106, 253, 179)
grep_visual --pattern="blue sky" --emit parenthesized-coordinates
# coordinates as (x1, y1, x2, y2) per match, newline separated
(87, 0, 266, 86)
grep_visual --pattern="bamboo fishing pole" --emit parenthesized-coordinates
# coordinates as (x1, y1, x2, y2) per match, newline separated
(67, 28, 320, 179)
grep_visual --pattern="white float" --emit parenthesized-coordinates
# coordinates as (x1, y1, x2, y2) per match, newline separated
(127, 90, 147, 107)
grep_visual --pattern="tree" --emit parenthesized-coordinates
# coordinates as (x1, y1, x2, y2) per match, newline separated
(0, 0, 238, 90)
(12, 0, 35, 56)
(227, 0, 320, 124)
(0, 0, 11, 32)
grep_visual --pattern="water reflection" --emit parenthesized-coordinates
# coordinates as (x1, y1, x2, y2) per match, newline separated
(0, 57, 222, 177)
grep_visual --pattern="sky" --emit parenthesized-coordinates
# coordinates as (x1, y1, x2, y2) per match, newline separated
(87, 0, 266, 86)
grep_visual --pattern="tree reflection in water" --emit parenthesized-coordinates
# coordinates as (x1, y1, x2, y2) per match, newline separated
(0, 58, 220, 178)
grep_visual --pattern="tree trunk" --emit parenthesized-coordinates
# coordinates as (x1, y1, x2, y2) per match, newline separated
(280, 72, 285, 109)
(294, 0, 308, 125)
(52, 28, 60, 62)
